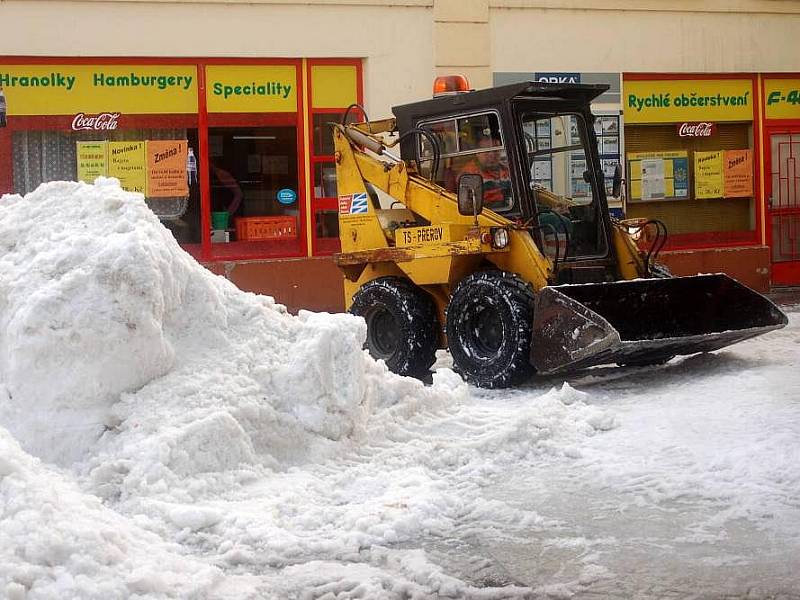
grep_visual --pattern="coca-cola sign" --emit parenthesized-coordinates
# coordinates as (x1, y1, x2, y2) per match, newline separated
(71, 112, 120, 131)
(677, 122, 715, 137)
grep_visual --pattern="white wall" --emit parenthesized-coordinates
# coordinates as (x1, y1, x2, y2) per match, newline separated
(490, 3, 800, 73)
(0, 0, 435, 117)
(3, 0, 799, 114)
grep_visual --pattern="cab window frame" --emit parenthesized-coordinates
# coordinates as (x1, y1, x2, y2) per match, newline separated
(518, 109, 610, 260)
(416, 109, 516, 213)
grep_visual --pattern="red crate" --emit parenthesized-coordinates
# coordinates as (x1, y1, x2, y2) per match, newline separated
(235, 216, 298, 241)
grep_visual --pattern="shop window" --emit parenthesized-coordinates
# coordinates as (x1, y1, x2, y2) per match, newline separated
(624, 123, 756, 246)
(771, 214, 800, 263)
(312, 112, 345, 157)
(11, 128, 201, 245)
(308, 61, 361, 256)
(315, 209, 341, 254)
(207, 126, 300, 245)
(310, 110, 346, 256)
(314, 162, 338, 199)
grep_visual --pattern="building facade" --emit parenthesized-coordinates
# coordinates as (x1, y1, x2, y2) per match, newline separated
(2, 0, 799, 310)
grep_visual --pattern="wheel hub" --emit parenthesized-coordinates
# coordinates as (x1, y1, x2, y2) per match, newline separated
(367, 307, 400, 359)
(468, 306, 504, 358)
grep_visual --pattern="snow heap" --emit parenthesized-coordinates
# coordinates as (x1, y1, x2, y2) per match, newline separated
(0, 180, 475, 597)
(0, 180, 618, 599)
(0, 178, 436, 468)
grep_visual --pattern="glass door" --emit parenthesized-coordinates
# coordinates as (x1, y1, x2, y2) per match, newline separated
(767, 131, 800, 284)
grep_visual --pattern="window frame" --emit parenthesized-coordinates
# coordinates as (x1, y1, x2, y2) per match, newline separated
(416, 109, 516, 213)
(518, 109, 611, 260)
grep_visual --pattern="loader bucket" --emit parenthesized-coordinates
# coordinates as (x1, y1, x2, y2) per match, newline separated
(530, 274, 788, 374)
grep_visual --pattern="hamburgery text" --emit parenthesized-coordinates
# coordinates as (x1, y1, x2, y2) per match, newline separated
(93, 72, 193, 90)
(0, 71, 194, 92)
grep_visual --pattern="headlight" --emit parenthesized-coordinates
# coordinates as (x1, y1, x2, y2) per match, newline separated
(491, 227, 509, 249)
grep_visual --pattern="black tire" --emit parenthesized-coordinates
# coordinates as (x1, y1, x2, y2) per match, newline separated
(350, 277, 439, 378)
(446, 271, 536, 388)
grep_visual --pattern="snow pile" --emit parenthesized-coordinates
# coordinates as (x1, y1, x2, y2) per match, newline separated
(0, 180, 483, 597)
(0, 428, 221, 599)
(0, 180, 622, 598)
(0, 179, 458, 471)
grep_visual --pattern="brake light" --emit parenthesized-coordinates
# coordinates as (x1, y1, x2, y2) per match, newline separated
(433, 75, 471, 97)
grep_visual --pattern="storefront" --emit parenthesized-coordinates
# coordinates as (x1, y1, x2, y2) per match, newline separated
(0, 57, 361, 308)
(762, 74, 800, 286)
(621, 74, 769, 290)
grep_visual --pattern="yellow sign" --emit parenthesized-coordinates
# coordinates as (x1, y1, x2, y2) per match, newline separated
(311, 65, 357, 109)
(147, 140, 189, 198)
(396, 226, 450, 247)
(624, 79, 753, 123)
(627, 150, 689, 201)
(0, 65, 197, 116)
(206, 65, 297, 113)
(76, 141, 108, 183)
(694, 150, 724, 199)
(764, 79, 800, 120)
(723, 149, 753, 198)
(108, 141, 147, 194)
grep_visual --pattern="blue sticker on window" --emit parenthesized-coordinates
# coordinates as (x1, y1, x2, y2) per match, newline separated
(277, 188, 297, 205)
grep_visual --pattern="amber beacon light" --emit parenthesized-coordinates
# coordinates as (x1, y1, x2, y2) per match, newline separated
(433, 75, 471, 97)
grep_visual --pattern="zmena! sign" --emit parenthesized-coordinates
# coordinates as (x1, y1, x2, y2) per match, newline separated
(677, 122, 716, 137)
(72, 112, 120, 131)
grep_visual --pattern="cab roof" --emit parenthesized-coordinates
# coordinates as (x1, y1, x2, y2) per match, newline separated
(392, 81, 609, 124)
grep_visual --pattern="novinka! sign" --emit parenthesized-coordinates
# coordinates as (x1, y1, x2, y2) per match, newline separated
(624, 79, 753, 123)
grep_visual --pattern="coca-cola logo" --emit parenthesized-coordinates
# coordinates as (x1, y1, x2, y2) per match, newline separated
(71, 112, 120, 131)
(677, 122, 715, 137)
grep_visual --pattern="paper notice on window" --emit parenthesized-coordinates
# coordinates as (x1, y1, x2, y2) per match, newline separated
(76, 141, 107, 183)
(533, 160, 551, 181)
(602, 136, 619, 155)
(147, 140, 189, 198)
(672, 157, 689, 198)
(694, 150, 724, 199)
(723, 149, 753, 198)
(107, 141, 147, 194)
(641, 158, 665, 200)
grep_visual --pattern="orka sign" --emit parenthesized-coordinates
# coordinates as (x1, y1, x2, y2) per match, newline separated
(677, 122, 716, 137)
(72, 112, 120, 131)
(535, 72, 580, 84)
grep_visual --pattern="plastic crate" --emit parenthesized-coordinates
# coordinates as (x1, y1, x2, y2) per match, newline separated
(235, 216, 298, 241)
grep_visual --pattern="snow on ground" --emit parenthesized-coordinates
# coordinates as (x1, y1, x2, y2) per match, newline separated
(1, 180, 799, 598)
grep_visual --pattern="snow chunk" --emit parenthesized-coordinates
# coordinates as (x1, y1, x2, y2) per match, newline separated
(0, 427, 220, 599)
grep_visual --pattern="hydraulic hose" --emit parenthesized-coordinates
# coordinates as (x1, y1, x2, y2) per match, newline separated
(397, 128, 440, 183)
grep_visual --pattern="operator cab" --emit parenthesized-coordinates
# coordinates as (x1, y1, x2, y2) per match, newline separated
(393, 81, 618, 283)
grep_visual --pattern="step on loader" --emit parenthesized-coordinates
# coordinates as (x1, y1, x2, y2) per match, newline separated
(332, 79, 787, 388)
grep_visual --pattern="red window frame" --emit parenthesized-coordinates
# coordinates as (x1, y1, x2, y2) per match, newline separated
(622, 72, 763, 251)
(761, 73, 800, 284)
(0, 56, 308, 262)
(306, 58, 364, 256)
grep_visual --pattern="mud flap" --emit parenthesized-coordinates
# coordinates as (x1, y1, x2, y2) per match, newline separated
(530, 274, 788, 374)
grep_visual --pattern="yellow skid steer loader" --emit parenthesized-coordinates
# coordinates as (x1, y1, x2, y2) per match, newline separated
(332, 80, 787, 388)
